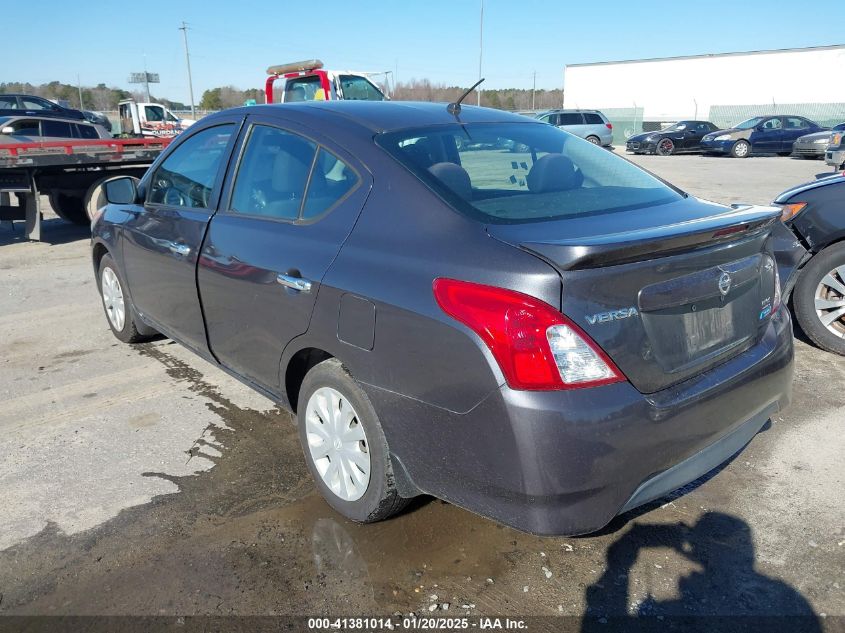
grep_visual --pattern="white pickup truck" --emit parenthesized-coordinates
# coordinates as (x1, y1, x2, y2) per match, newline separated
(118, 100, 194, 138)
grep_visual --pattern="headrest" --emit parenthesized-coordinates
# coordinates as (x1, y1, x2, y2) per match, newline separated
(428, 162, 472, 200)
(272, 136, 315, 193)
(526, 153, 582, 193)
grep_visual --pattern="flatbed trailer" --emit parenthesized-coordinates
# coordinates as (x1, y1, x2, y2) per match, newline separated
(0, 137, 171, 240)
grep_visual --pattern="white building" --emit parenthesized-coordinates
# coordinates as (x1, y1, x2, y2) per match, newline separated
(563, 45, 845, 131)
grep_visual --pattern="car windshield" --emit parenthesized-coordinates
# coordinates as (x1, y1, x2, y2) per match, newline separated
(734, 117, 766, 130)
(664, 122, 688, 131)
(378, 122, 682, 224)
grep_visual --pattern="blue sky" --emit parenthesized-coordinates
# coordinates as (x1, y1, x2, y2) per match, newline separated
(8, 0, 844, 103)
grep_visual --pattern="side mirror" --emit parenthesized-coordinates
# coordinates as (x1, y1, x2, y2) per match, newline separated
(1, 126, 14, 134)
(104, 177, 138, 205)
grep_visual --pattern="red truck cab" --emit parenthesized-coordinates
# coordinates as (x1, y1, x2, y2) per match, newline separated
(265, 60, 387, 104)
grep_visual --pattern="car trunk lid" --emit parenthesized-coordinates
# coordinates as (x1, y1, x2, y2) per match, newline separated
(487, 199, 781, 393)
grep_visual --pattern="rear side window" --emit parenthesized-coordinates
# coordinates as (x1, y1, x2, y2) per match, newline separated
(284, 75, 324, 102)
(230, 124, 359, 221)
(41, 120, 73, 137)
(8, 119, 40, 136)
(379, 122, 682, 224)
(149, 124, 234, 209)
(558, 113, 584, 125)
(0, 96, 18, 108)
(583, 113, 604, 124)
(21, 97, 57, 111)
(784, 117, 810, 129)
(301, 148, 358, 219)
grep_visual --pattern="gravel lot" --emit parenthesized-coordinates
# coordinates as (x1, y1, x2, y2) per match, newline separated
(0, 153, 842, 626)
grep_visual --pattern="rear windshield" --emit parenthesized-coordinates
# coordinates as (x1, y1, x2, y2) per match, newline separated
(377, 122, 682, 223)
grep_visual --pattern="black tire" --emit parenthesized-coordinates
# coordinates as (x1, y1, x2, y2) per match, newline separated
(730, 140, 751, 158)
(793, 243, 845, 355)
(297, 358, 410, 523)
(97, 253, 156, 344)
(585, 135, 600, 145)
(655, 138, 675, 156)
(48, 192, 89, 225)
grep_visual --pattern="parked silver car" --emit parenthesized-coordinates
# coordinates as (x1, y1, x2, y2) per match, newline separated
(793, 123, 845, 159)
(536, 109, 613, 146)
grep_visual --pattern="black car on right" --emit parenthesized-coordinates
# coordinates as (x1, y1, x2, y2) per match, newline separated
(626, 120, 720, 155)
(773, 174, 845, 354)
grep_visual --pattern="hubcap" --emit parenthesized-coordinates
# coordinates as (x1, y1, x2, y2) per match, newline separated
(305, 387, 370, 501)
(658, 139, 674, 154)
(814, 266, 845, 338)
(101, 267, 126, 331)
(587, 136, 599, 144)
(735, 142, 749, 157)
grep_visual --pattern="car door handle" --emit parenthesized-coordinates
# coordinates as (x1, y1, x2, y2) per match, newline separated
(276, 273, 312, 293)
(166, 241, 191, 257)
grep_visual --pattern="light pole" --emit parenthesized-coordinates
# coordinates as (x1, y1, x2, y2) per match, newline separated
(532, 70, 536, 111)
(477, 0, 483, 106)
(180, 22, 196, 118)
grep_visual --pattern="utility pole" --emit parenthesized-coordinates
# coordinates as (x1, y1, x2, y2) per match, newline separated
(477, 0, 484, 106)
(77, 74, 84, 110)
(532, 70, 536, 111)
(179, 21, 196, 118)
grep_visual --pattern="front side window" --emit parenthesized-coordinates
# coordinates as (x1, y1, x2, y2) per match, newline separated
(379, 122, 682, 224)
(144, 106, 165, 122)
(21, 97, 57, 111)
(149, 124, 234, 209)
(7, 119, 40, 136)
(338, 75, 385, 101)
(284, 76, 323, 102)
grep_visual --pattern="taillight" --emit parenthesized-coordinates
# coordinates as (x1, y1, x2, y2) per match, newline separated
(773, 265, 782, 314)
(432, 278, 624, 390)
(605, 123, 613, 130)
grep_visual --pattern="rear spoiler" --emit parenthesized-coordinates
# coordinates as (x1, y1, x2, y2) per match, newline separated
(519, 205, 781, 270)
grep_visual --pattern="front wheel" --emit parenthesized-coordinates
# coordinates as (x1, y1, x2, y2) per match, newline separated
(730, 140, 751, 158)
(297, 358, 410, 523)
(98, 254, 156, 344)
(656, 138, 675, 156)
(793, 243, 845, 355)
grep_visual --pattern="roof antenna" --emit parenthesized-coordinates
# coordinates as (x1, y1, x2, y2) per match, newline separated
(447, 78, 485, 116)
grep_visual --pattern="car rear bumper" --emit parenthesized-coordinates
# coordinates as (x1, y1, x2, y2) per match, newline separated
(367, 308, 793, 535)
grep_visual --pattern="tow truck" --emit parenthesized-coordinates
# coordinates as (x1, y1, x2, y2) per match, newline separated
(118, 100, 194, 137)
(265, 59, 389, 103)
(0, 136, 171, 240)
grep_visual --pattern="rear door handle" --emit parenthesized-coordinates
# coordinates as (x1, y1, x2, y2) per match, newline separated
(276, 273, 312, 293)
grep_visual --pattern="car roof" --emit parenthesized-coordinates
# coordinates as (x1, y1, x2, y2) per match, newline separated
(219, 101, 537, 133)
(0, 113, 93, 124)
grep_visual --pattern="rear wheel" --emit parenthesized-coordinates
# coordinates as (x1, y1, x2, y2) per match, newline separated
(656, 138, 675, 156)
(585, 135, 601, 145)
(297, 358, 410, 523)
(793, 243, 845, 355)
(730, 140, 751, 158)
(48, 192, 89, 225)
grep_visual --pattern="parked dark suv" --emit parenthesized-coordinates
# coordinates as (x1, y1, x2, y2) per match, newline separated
(92, 102, 793, 535)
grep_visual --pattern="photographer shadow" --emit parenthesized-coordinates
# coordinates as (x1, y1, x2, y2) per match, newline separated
(582, 512, 821, 632)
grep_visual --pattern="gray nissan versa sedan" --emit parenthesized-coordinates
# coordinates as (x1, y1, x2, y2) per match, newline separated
(91, 101, 794, 535)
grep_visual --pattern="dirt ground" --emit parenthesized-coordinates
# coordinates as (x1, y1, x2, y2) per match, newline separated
(0, 153, 842, 628)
